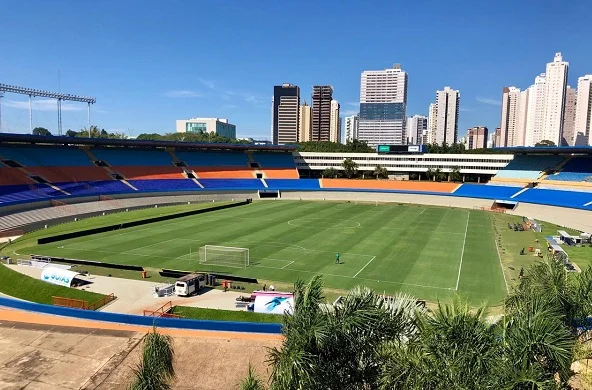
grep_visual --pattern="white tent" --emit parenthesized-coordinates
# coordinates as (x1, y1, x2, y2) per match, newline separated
(40, 267, 82, 288)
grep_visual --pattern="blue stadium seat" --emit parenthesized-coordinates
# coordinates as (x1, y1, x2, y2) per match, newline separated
(252, 152, 295, 168)
(265, 179, 320, 190)
(0, 184, 57, 204)
(453, 184, 522, 199)
(544, 157, 592, 182)
(513, 188, 592, 209)
(129, 179, 202, 191)
(91, 148, 173, 166)
(0, 146, 92, 167)
(199, 179, 265, 190)
(175, 151, 248, 167)
(495, 155, 564, 180)
(56, 181, 134, 196)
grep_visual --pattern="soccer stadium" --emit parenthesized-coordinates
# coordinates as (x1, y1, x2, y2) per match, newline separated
(1, 134, 592, 388)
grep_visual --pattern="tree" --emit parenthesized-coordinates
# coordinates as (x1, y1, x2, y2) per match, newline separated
(129, 328, 176, 390)
(32, 127, 51, 136)
(342, 158, 358, 179)
(535, 140, 556, 147)
(373, 165, 388, 179)
(65, 129, 77, 137)
(322, 167, 340, 179)
(450, 166, 462, 182)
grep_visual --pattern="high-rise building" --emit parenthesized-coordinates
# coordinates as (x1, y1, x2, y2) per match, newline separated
(494, 127, 501, 147)
(467, 126, 489, 150)
(311, 85, 333, 142)
(344, 115, 359, 143)
(574, 75, 592, 146)
(427, 103, 438, 144)
(524, 74, 547, 146)
(516, 89, 530, 147)
(358, 64, 408, 146)
(499, 87, 521, 146)
(299, 102, 312, 143)
(330, 99, 341, 143)
(542, 53, 569, 145)
(176, 117, 236, 139)
(435, 86, 460, 145)
(406, 115, 428, 145)
(272, 84, 300, 144)
(562, 86, 577, 146)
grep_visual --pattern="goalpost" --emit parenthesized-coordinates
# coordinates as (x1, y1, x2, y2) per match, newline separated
(198, 245, 250, 269)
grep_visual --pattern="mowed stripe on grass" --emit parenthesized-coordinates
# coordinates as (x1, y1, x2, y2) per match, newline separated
(25, 201, 507, 303)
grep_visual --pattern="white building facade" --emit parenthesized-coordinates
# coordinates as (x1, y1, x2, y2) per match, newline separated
(562, 86, 577, 146)
(330, 99, 341, 143)
(499, 86, 521, 146)
(525, 74, 547, 146)
(542, 53, 569, 145)
(344, 115, 359, 143)
(427, 103, 438, 144)
(435, 87, 460, 145)
(176, 117, 236, 139)
(406, 115, 428, 145)
(358, 64, 408, 147)
(575, 75, 592, 146)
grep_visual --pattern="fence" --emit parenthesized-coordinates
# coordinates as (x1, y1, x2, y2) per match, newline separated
(52, 293, 116, 311)
(143, 301, 183, 318)
(0, 229, 24, 238)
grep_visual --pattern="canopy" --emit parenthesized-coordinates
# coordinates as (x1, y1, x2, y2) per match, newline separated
(40, 267, 81, 288)
(253, 293, 294, 315)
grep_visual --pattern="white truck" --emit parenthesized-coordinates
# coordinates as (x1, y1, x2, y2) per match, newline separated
(174, 273, 206, 297)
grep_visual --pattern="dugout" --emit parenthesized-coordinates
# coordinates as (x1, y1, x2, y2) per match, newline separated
(40, 267, 84, 288)
(259, 190, 279, 199)
(492, 199, 518, 211)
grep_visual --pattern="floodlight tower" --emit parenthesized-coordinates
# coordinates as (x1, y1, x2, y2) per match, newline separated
(0, 91, 3, 133)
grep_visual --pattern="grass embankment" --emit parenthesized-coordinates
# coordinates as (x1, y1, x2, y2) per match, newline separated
(0, 264, 104, 305)
(170, 306, 283, 324)
(0, 202, 229, 303)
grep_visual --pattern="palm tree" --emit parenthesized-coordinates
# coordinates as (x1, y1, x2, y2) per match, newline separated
(342, 158, 358, 179)
(239, 364, 265, 390)
(129, 327, 176, 390)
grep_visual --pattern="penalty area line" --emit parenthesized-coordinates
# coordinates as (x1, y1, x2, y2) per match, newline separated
(354, 256, 376, 278)
(281, 261, 294, 269)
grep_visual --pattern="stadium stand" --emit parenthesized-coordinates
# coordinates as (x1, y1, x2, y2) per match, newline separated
(492, 155, 564, 181)
(0, 146, 92, 166)
(55, 181, 134, 196)
(199, 179, 266, 190)
(265, 179, 321, 190)
(26, 167, 113, 182)
(91, 148, 173, 166)
(321, 179, 458, 193)
(452, 183, 523, 199)
(0, 184, 57, 203)
(193, 167, 256, 178)
(129, 179, 201, 191)
(261, 168, 300, 179)
(252, 152, 295, 168)
(175, 151, 249, 167)
(512, 188, 592, 210)
(0, 167, 35, 185)
(114, 166, 186, 180)
(544, 156, 592, 182)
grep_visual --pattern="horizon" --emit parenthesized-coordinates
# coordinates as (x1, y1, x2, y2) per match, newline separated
(1, 0, 591, 140)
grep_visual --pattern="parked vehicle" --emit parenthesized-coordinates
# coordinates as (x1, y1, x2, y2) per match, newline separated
(174, 273, 206, 296)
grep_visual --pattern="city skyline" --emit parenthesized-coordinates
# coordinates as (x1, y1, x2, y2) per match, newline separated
(1, 1, 591, 140)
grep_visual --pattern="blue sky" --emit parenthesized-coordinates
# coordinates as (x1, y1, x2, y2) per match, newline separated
(1, 0, 591, 140)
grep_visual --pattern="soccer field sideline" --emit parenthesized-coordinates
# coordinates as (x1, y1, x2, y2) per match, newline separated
(25, 201, 508, 302)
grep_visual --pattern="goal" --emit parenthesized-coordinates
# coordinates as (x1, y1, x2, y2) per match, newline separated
(199, 245, 250, 269)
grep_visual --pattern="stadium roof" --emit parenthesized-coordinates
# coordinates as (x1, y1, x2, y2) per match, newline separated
(0, 132, 297, 151)
(494, 146, 592, 155)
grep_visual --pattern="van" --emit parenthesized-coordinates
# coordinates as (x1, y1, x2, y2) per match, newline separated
(174, 273, 206, 297)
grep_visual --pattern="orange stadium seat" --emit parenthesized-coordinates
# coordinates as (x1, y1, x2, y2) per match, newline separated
(25, 167, 113, 182)
(0, 167, 35, 185)
(193, 167, 256, 179)
(320, 179, 458, 193)
(262, 168, 300, 179)
(113, 166, 185, 180)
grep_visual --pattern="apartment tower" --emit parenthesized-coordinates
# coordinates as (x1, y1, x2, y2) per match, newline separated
(344, 115, 359, 143)
(499, 87, 521, 146)
(329, 99, 341, 143)
(575, 75, 592, 145)
(524, 74, 547, 146)
(467, 126, 489, 150)
(311, 85, 333, 142)
(427, 103, 438, 144)
(406, 115, 428, 144)
(358, 64, 408, 146)
(542, 53, 569, 145)
(272, 84, 300, 144)
(562, 86, 577, 146)
(435, 86, 460, 145)
(299, 102, 312, 142)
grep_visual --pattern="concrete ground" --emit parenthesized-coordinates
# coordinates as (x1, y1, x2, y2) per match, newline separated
(0, 309, 280, 390)
(7, 264, 248, 314)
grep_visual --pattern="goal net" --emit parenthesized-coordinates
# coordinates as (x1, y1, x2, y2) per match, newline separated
(199, 245, 250, 269)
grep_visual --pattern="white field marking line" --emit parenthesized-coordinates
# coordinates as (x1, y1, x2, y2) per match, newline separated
(251, 263, 454, 291)
(494, 236, 510, 294)
(455, 211, 471, 291)
(377, 226, 465, 236)
(419, 208, 426, 215)
(354, 256, 376, 278)
(281, 261, 295, 269)
(121, 238, 180, 254)
(287, 219, 361, 228)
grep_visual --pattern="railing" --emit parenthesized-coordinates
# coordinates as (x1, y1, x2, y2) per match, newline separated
(89, 293, 116, 310)
(143, 301, 183, 318)
(52, 293, 116, 311)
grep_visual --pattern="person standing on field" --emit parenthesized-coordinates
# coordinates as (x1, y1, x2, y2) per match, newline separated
(335, 253, 340, 264)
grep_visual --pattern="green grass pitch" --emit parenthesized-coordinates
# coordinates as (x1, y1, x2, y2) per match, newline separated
(21, 201, 509, 304)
